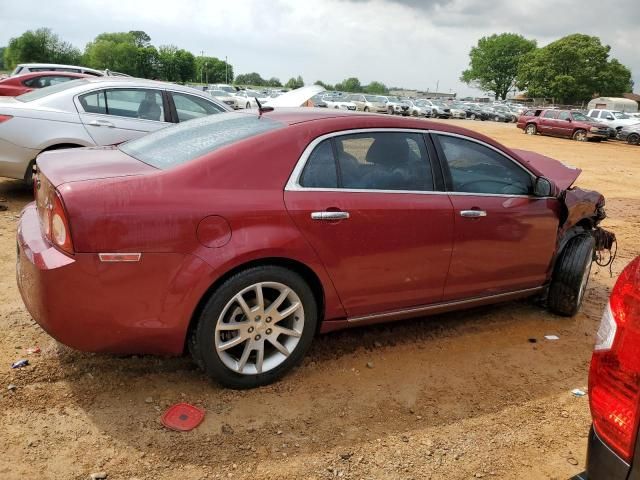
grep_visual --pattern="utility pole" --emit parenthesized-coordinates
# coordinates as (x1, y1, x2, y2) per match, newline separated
(225, 56, 228, 84)
(436, 80, 439, 94)
(200, 50, 204, 84)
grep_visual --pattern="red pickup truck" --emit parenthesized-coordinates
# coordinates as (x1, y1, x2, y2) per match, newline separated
(517, 109, 610, 141)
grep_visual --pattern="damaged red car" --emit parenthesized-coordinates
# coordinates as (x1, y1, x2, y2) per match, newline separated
(16, 109, 615, 388)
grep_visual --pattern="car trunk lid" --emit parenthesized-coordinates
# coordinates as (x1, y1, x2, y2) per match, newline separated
(36, 145, 158, 187)
(511, 148, 582, 191)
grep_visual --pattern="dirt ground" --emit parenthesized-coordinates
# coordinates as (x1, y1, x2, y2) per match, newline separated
(1, 120, 638, 480)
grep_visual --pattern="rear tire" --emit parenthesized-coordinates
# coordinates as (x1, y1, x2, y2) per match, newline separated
(547, 235, 595, 316)
(364, 107, 370, 112)
(628, 133, 640, 145)
(189, 266, 317, 389)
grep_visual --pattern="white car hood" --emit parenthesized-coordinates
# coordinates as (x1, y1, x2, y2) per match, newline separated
(264, 85, 324, 107)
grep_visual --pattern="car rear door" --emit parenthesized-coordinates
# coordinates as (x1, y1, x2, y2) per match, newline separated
(432, 133, 560, 300)
(285, 130, 454, 318)
(76, 87, 172, 145)
(538, 110, 559, 134)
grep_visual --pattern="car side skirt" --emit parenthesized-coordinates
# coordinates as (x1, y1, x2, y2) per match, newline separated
(320, 286, 544, 333)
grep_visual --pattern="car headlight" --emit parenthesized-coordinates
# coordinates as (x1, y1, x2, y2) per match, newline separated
(590, 127, 599, 132)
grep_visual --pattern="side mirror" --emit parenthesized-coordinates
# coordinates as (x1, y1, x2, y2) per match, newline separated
(566, 118, 572, 122)
(533, 177, 553, 197)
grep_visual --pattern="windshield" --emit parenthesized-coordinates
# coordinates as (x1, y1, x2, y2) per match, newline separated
(120, 112, 284, 169)
(16, 79, 89, 102)
(613, 111, 630, 119)
(246, 90, 268, 99)
(365, 95, 385, 102)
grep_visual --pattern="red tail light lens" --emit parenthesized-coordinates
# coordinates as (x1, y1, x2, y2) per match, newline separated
(35, 173, 74, 255)
(0, 114, 12, 123)
(589, 257, 640, 461)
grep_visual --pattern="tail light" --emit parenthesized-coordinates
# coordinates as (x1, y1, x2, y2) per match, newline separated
(0, 114, 12, 123)
(34, 173, 74, 255)
(589, 257, 640, 461)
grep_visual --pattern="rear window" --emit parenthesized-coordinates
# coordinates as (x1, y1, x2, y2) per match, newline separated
(17, 79, 89, 102)
(119, 112, 284, 169)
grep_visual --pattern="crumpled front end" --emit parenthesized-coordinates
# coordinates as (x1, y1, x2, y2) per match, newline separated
(559, 187, 616, 253)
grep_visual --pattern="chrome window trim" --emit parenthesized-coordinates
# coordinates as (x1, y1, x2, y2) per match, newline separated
(286, 128, 553, 200)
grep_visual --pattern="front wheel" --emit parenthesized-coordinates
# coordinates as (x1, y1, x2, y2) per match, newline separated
(494, 115, 500, 122)
(190, 266, 317, 389)
(547, 235, 595, 316)
(525, 123, 537, 135)
(573, 129, 588, 142)
(246, 102, 251, 109)
(470, 113, 476, 120)
(364, 106, 369, 112)
(628, 133, 640, 145)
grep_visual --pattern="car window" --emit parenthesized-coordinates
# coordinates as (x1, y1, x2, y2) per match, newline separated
(437, 135, 532, 195)
(589, 111, 599, 118)
(171, 92, 225, 122)
(543, 110, 558, 119)
(78, 90, 107, 114)
(106, 89, 164, 121)
(335, 132, 433, 191)
(120, 112, 284, 169)
(23, 75, 76, 88)
(299, 139, 338, 188)
(17, 79, 89, 102)
(558, 111, 571, 121)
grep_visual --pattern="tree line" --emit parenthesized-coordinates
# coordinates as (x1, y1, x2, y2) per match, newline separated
(461, 32, 633, 104)
(2, 28, 233, 84)
(2, 28, 391, 93)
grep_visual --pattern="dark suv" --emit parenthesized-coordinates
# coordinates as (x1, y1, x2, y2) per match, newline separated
(517, 109, 610, 141)
(572, 257, 640, 479)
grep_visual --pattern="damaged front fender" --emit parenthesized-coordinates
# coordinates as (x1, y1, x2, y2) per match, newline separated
(557, 187, 615, 254)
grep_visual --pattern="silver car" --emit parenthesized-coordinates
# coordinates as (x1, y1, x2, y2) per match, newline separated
(345, 94, 387, 113)
(207, 89, 239, 109)
(0, 77, 230, 181)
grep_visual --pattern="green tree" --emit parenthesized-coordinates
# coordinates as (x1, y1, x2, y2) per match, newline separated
(84, 31, 159, 77)
(235, 72, 267, 86)
(335, 77, 362, 92)
(364, 81, 388, 94)
(314, 80, 334, 90)
(4, 28, 81, 68)
(157, 45, 179, 81)
(195, 56, 233, 84)
(284, 75, 304, 89)
(174, 49, 195, 82)
(0, 47, 5, 70)
(518, 34, 633, 103)
(267, 77, 282, 87)
(461, 33, 537, 100)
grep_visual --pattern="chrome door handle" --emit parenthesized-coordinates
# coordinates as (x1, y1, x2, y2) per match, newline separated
(88, 120, 115, 128)
(311, 211, 350, 220)
(460, 210, 487, 218)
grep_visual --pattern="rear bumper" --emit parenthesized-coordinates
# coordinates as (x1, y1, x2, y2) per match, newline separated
(16, 204, 213, 355)
(0, 137, 37, 180)
(573, 426, 630, 480)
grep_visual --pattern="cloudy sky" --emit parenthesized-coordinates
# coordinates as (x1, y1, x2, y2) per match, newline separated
(1, 0, 638, 96)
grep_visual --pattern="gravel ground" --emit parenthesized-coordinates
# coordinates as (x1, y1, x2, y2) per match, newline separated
(0, 120, 638, 480)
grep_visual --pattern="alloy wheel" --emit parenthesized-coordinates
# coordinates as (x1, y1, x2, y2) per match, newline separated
(214, 282, 304, 375)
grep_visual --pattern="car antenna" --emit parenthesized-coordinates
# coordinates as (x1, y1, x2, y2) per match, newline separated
(255, 97, 273, 116)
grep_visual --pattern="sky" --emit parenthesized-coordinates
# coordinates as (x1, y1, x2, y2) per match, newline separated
(1, 0, 638, 97)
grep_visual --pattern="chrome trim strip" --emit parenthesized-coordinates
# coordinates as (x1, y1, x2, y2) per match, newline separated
(347, 286, 544, 324)
(285, 128, 554, 200)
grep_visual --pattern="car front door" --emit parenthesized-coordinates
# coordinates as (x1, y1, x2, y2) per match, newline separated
(285, 130, 454, 318)
(433, 133, 560, 300)
(556, 111, 573, 137)
(76, 88, 171, 145)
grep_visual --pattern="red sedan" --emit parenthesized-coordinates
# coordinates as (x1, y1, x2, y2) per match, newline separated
(0, 71, 89, 96)
(16, 109, 615, 388)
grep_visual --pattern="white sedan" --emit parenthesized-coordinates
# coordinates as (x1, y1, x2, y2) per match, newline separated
(0, 77, 230, 181)
(233, 90, 271, 109)
(323, 96, 357, 111)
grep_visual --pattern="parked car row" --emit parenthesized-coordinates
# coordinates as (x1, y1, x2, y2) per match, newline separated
(517, 108, 640, 145)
